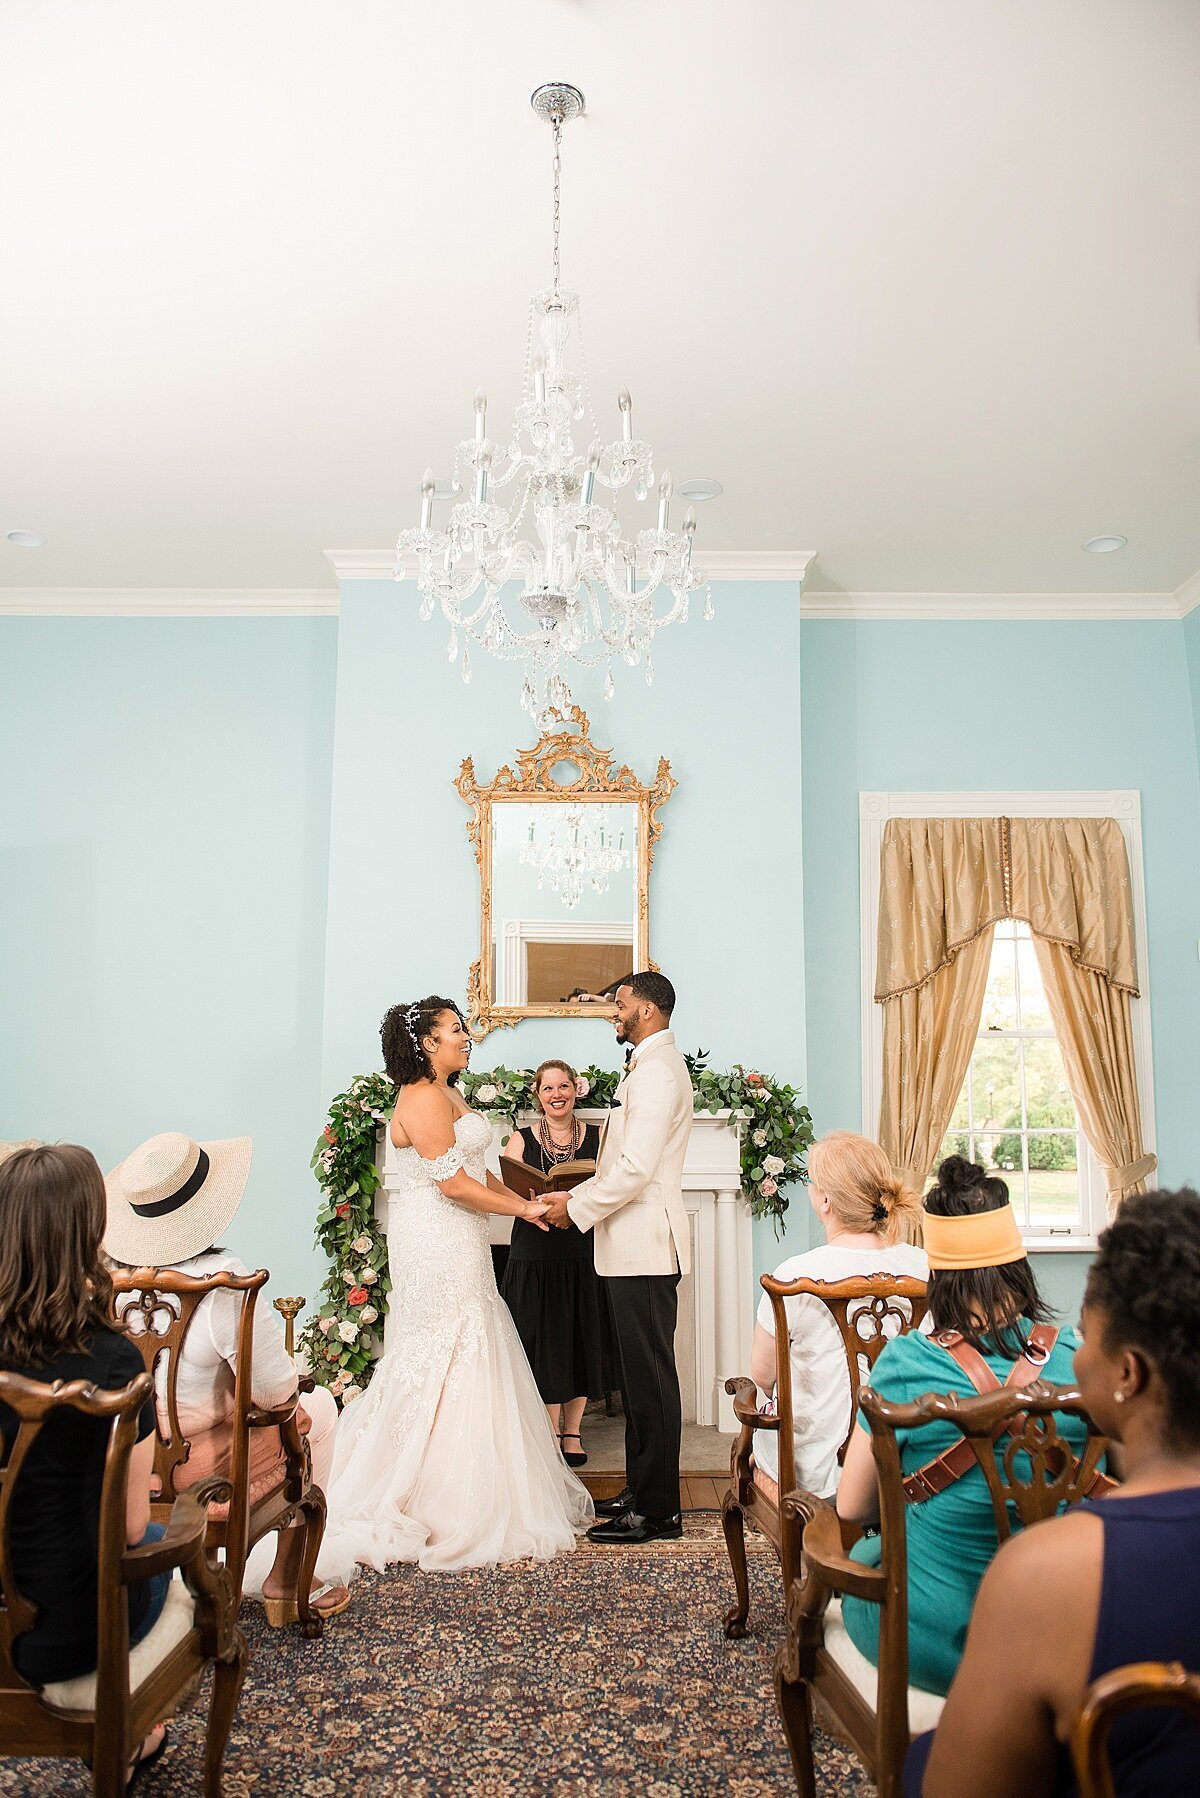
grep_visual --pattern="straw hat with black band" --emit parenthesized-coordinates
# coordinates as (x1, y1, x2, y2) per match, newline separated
(105, 1132, 252, 1267)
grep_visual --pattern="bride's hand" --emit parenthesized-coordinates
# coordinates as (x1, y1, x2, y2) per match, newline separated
(523, 1200, 551, 1232)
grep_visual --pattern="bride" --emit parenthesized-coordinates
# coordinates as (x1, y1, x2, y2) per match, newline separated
(318, 995, 594, 1575)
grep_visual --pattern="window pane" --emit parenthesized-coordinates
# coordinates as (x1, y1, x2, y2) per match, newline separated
(1023, 1038, 1077, 1127)
(1015, 934, 1052, 1030)
(1026, 1135, 1080, 1228)
(938, 1128, 971, 1167)
(980, 934, 1018, 1031)
(948, 1077, 970, 1131)
(967, 1038, 1021, 1135)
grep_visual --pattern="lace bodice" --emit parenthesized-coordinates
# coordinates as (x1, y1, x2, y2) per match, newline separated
(390, 1109, 492, 1197)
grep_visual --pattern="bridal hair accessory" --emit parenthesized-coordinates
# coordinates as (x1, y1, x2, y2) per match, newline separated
(404, 1004, 425, 1051)
(104, 1131, 252, 1267)
(922, 1203, 1027, 1271)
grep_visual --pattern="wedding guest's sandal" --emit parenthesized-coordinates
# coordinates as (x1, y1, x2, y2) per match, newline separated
(125, 1723, 169, 1790)
(560, 1432, 588, 1468)
(262, 1582, 352, 1628)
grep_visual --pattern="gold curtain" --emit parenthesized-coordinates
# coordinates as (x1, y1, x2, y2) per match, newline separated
(876, 814, 1154, 1207)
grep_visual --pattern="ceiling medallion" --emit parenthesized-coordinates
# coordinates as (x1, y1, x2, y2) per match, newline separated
(396, 82, 714, 726)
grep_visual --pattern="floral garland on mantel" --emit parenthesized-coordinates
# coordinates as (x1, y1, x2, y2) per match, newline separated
(300, 1055, 813, 1397)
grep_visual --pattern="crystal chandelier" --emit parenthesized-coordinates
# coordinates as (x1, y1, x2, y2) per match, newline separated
(395, 82, 713, 728)
(518, 805, 631, 910)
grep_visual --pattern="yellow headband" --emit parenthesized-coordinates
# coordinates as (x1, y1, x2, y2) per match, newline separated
(922, 1204, 1027, 1271)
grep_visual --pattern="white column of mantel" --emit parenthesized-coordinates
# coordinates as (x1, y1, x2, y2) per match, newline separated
(713, 1180, 749, 1431)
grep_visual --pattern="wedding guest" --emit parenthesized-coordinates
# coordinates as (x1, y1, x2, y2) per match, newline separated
(105, 1131, 350, 1625)
(0, 1144, 170, 1781)
(748, 1131, 927, 1499)
(502, 1060, 603, 1466)
(909, 1188, 1200, 1797)
(836, 1154, 1087, 1696)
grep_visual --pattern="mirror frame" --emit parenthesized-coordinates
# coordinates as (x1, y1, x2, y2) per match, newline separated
(455, 705, 676, 1037)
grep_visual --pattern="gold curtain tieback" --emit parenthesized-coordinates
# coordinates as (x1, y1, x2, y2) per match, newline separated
(1106, 1152, 1158, 1192)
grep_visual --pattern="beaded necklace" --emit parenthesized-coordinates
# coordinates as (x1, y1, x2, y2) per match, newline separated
(534, 1115, 583, 1171)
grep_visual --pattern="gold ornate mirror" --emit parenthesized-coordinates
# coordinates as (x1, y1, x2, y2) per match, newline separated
(455, 707, 676, 1036)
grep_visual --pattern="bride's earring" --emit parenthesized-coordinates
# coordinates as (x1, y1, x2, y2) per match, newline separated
(1113, 1390, 1127, 1403)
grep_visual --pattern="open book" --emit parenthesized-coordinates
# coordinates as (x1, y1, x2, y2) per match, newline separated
(499, 1158, 597, 1201)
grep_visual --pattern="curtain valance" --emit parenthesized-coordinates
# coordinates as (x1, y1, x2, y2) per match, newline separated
(875, 815, 1139, 1003)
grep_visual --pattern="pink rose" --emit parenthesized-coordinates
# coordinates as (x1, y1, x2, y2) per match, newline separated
(761, 1176, 778, 1197)
(575, 1076, 590, 1099)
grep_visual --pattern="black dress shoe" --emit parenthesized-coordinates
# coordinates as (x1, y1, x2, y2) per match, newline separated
(592, 1486, 635, 1518)
(586, 1511, 684, 1545)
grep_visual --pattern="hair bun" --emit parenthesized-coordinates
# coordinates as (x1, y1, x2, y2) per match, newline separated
(933, 1154, 985, 1194)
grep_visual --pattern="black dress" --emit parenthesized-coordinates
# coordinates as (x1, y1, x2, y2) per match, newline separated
(500, 1122, 606, 1405)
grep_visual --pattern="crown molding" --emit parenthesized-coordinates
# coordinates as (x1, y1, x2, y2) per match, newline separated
(799, 589, 1184, 621)
(324, 548, 819, 584)
(1175, 567, 1200, 618)
(0, 588, 338, 617)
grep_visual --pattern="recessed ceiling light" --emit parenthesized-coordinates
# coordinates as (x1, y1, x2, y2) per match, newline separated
(4, 529, 47, 548)
(676, 478, 723, 502)
(1083, 535, 1127, 554)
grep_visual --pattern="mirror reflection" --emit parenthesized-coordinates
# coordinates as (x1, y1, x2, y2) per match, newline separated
(491, 800, 638, 1006)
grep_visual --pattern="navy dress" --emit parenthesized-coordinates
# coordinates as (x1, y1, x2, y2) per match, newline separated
(905, 1485, 1200, 1795)
(500, 1123, 605, 1405)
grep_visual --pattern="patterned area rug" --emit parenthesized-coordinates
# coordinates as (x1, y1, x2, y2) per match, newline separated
(0, 1523, 874, 1796)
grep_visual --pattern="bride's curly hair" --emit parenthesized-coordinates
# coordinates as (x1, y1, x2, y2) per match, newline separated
(381, 996, 466, 1088)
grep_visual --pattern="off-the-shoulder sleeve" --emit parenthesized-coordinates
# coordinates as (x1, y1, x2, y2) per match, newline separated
(418, 1144, 465, 1182)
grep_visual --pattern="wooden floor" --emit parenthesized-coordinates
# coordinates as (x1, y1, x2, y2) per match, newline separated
(583, 1471, 728, 1510)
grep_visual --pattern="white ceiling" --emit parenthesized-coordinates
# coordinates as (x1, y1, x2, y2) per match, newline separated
(2, 0, 1199, 598)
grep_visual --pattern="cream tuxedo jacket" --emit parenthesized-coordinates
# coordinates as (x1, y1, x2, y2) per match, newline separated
(567, 1031, 693, 1278)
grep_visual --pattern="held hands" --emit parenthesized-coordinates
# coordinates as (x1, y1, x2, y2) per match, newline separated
(541, 1192, 573, 1230)
(523, 1199, 552, 1232)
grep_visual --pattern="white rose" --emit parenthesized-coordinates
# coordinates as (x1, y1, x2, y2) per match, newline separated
(317, 1315, 335, 1335)
(575, 1077, 590, 1098)
(763, 1154, 786, 1177)
(341, 1383, 362, 1404)
(351, 1235, 372, 1255)
(337, 1320, 358, 1344)
(476, 1082, 498, 1105)
(342, 1268, 356, 1285)
(330, 1378, 345, 1397)
(360, 1267, 378, 1285)
(360, 1305, 379, 1325)
(753, 1129, 768, 1148)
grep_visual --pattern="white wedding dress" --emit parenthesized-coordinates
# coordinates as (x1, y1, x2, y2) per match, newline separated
(317, 1111, 593, 1577)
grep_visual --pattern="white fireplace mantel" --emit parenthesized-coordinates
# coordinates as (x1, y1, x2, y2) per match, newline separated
(377, 1109, 753, 1430)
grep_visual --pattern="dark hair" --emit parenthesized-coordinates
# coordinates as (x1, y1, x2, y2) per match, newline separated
(381, 996, 466, 1088)
(623, 970, 676, 1020)
(0, 1145, 120, 1366)
(924, 1154, 1051, 1359)
(1086, 1188, 1200, 1448)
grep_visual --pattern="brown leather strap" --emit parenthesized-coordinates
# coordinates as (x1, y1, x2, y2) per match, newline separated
(902, 1325, 1060, 1504)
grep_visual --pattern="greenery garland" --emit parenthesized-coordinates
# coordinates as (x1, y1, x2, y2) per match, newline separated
(300, 1054, 813, 1396)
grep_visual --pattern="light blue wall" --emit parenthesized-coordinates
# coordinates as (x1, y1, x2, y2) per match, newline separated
(0, 617, 338, 1301)
(799, 617, 1200, 1319)
(1185, 606, 1200, 780)
(319, 580, 806, 1272)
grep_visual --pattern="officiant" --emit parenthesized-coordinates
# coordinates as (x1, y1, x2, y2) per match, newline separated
(501, 1059, 605, 1467)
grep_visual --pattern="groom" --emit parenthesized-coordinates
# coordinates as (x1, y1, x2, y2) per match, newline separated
(543, 971, 692, 1544)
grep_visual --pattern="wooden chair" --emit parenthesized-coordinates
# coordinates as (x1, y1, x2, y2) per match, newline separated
(1071, 1660, 1200, 1798)
(775, 1379, 1110, 1798)
(112, 1266, 327, 1638)
(0, 1367, 246, 1796)
(721, 1273, 929, 1639)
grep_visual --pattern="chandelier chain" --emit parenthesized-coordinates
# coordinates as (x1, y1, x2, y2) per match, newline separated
(551, 117, 562, 299)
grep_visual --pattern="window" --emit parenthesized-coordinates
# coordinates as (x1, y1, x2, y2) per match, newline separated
(860, 789, 1155, 1250)
(938, 920, 1096, 1237)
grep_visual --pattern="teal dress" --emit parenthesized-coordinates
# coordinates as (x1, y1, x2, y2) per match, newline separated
(841, 1321, 1089, 1696)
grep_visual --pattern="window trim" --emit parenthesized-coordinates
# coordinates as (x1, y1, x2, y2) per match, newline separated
(859, 790, 1156, 1251)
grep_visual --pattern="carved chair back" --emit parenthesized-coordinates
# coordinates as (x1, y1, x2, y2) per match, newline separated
(854, 1380, 1110, 1792)
(0, 1368, 150, 1706)
(111, 1267, 266, 1591)
(761, 1273, 930, 1500)
(1071, 1661, 1200, 1798)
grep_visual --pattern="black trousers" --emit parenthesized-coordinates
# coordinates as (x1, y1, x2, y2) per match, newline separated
(603, 1272, 682, 1518)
